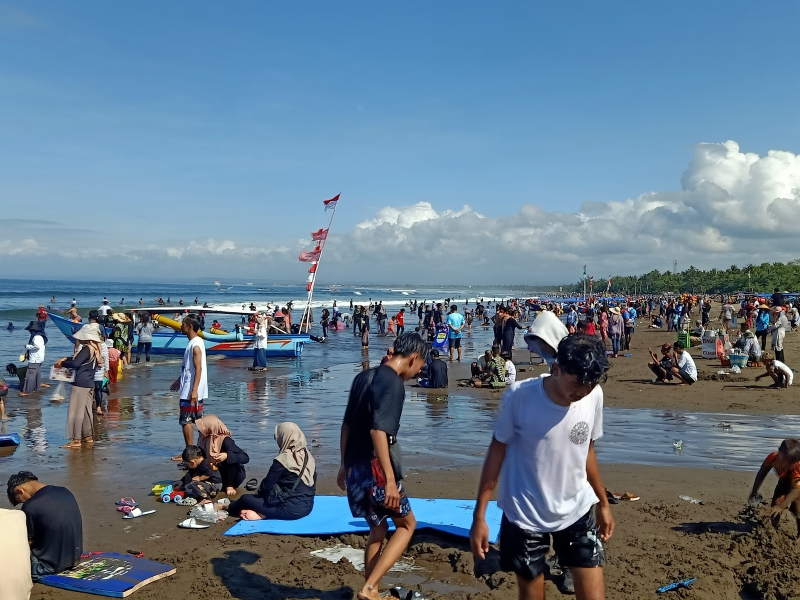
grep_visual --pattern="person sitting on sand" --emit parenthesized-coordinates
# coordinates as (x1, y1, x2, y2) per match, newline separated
(502, 351, 517, 385)
(471, 350, 492, 377)
(471, 345, 506, 388)
(755, 352, 793, 389)
(219, 422, 316, 521)
(749, 439, 800, 537)
(734, 329, 762, 363)
(174, 445, 222, 500)
(196, 416, 249, 497)
(669, 341, 697, 385)
(417, 349, 448, 388)
(647, 343, 675, 383)
(6, 471, 83, 581)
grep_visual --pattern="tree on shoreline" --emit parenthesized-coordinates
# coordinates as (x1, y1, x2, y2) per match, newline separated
(558, 261, 800, 295)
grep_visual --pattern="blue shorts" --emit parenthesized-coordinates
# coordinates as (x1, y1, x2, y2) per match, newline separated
(345, 458, 411, 528)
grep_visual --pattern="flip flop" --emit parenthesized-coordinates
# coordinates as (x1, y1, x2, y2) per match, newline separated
(178, 517, 210, 529)
(115, 497, 139, 507)
(619, 492, 640, 501)
(177, 498, 197, 506)
(657, 578, 696, 593)
(244, 478, 258, 492)
(126, 550, 144, 558)
(123, 508, 157, 519)
(604, 489, 619, 504)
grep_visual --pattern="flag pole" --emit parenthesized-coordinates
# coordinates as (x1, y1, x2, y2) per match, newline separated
(301, 195, 339, 333)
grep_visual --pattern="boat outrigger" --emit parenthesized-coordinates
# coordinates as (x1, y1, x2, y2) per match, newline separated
(48, 311, 310, 358)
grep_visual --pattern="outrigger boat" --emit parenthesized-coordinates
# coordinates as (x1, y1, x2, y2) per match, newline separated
(48, 311, 310, 358)
(48, 193, 342, 359)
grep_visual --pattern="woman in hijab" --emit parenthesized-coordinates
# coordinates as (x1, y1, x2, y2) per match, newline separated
(54, 325, 102, 449)
(20, 321, 48, 397)
(501, 309, 523, 361)
(222, 422, 316, 521)
(195, 415, 250, 497)
(249, 313, 269, 372)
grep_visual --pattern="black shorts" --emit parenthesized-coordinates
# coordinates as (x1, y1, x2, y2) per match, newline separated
(500, 508, 605, 581)
(449, 337, 461, 350)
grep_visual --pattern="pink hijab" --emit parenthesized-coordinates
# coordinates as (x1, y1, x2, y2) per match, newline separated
(196, 415, 231, 461)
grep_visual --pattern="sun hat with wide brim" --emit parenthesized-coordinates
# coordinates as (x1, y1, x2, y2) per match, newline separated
(609, 307, 621, 315)
(758, 303, 769, 309)
(110, 312, 131, 322)
(25, 321, 45, 332)
(80, 323, 104, 338)
(73, 326, 103, 343)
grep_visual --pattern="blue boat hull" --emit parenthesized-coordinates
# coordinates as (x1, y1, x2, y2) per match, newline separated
(48, 313, 310, 358)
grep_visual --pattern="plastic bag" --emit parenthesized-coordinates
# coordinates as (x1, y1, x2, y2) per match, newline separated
(189, 504, 228, 523)
(49, 381, 66, 402)
(731, 365, 741, 374)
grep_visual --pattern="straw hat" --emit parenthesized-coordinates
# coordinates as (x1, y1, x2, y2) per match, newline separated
(609, 307, 621, 315)
(758, 303, 769, 309)
(80, 323, 103, 338)
(74, 326, 103, 343)
(110, 312, 130, 322)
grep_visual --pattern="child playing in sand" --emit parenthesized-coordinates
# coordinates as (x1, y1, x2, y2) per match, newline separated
(749, 439, 800, 537)
(755, 352, 793, 388)
(174, 445, 222, 500)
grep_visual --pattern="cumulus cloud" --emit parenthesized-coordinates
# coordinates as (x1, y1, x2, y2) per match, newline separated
(2, 140, 798, 283)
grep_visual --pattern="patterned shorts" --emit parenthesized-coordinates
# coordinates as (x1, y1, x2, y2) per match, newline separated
(345, 458, 412, 528)
(179, 399, 204, 425)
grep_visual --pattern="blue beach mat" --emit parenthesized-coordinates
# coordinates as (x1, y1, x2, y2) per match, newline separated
(40, 553, 176, 598)
(224, 495, 502, 543)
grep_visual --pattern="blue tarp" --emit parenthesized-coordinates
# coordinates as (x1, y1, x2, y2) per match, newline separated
(223, 495, 503, 543)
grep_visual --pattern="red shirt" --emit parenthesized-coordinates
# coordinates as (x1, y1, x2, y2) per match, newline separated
(585, 322, 597, 336)
(765, 451, 800, 488)
(396, 312, 404, 326)
(37, 308, 47, 322)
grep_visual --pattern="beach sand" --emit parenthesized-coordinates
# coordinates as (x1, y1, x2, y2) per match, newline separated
(25, 305, 800, 599)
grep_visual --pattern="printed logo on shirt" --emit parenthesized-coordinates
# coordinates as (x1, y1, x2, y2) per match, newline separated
(569, 421, 590, 445)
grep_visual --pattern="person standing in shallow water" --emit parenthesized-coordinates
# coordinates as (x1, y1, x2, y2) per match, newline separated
(170, 316, 208, 461)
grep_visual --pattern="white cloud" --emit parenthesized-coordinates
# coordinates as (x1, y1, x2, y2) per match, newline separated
(1, 141, 798, 283)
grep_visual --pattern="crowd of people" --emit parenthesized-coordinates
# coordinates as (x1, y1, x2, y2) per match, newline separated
(2, 288, 799, 600)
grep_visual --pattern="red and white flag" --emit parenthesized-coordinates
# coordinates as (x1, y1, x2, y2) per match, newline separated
(311, 228, 329, 241)
(298, 248, 321, 262)
(308, 263, 317, 273)
(323, 194, 340, 211)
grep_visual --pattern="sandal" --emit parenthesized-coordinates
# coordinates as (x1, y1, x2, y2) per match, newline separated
(604, 488, 619, 504)
(619, 492, 640, 501)
(115, 497, 139, 507)
(244, 478, 258, 492)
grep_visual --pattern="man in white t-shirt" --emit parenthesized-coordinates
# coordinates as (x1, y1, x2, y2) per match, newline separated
(169, 315, 208, 461)
(670, 341, 697, 385)
(471, 334, 614, 600)
(97, 300, 112, 324)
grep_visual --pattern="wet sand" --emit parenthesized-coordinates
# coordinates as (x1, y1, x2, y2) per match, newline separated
(10, 304, 800, 599)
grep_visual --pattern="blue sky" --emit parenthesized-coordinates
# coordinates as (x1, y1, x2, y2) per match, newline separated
(1, 2, 798, 282)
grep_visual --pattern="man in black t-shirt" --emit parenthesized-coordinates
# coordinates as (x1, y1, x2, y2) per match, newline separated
(7, 471, 83, 581)
(338, 333, 427, 600)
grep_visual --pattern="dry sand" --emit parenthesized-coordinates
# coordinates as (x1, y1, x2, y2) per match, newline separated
(30, 305, 800, 600)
